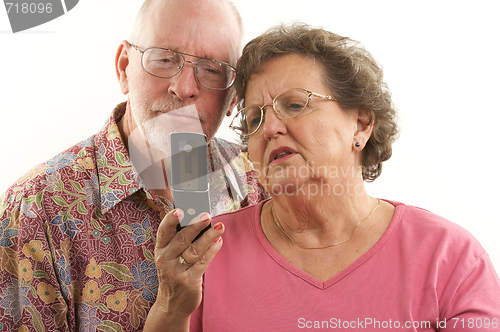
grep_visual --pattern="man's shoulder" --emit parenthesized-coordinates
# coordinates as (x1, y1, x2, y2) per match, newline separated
(1, 136, 96, 202)
(211, 137, 243, 159)
(211, 137, 253, 171)
(210, 136, 268, 207)
(2, 104, 124, 201)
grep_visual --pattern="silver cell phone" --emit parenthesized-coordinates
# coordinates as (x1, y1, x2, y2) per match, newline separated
(170, 132, 211, 239)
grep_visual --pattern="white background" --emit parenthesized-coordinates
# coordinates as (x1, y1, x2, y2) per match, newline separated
(1, 1, 499, 272)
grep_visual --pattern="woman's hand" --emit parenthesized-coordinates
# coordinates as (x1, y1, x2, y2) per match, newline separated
(143, 209, 224, 331)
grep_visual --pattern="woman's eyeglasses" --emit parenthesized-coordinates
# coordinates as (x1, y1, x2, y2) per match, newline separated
(230, 88, 335, 137)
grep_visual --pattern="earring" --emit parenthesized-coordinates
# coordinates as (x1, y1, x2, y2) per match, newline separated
(355, 142, 360, 147)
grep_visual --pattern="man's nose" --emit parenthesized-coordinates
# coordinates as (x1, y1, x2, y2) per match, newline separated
(168, 61, 200, 101)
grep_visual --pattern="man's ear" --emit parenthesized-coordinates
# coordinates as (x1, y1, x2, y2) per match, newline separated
(354, 107, 374, 148)
(115, 40, 131, 95)
(226, 92, 238, 117)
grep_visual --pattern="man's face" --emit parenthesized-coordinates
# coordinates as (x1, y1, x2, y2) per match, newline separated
(124, 0, 240, 152)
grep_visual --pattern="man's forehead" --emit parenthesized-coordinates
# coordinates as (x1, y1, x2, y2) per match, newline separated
(144, 0, 240, 38)
(139, 0, 240, 63)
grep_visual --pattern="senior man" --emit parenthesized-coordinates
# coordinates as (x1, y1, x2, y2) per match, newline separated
(0, 0, 266, 331)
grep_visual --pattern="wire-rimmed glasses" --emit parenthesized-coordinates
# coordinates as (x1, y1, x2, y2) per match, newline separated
(229, 88, 335, 137)
(129, 42, 236, 90)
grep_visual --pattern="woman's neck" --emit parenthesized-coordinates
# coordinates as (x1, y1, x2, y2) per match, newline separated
(266, 177, 378, 249)
(260, 195, 394, 282)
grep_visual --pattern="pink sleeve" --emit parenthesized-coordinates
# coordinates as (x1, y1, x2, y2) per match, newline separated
(440, 253, 500, 331)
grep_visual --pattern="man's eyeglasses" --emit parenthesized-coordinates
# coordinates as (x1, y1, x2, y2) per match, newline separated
(230, 88, 335, 137)
(129, 42, 236, 90)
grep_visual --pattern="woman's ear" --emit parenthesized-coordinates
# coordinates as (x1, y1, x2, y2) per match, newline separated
(353, 108, 374, 150)
(115, 40, 131, 95)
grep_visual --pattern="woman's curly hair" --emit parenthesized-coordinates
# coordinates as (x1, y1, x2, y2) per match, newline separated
(235, 23, 399, 182)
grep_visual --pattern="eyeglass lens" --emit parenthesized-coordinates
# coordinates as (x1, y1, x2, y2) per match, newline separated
(142, 48, 235, 89)
(233, 89, 311, 136)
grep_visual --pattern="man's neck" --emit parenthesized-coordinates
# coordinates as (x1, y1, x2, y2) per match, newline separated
(141, 160, 174, 203)
(117, 104, 133, 151)
(117, 105, 174, 203)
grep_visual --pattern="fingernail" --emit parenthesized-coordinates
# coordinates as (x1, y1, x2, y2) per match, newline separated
(200, 213, 211, 223)
(173, 209, 179, 218)
(214, 222, 223, 231)
(214, 236, 222, 243)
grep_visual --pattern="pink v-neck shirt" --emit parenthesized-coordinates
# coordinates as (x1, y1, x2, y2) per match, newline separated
(191, 200, 500, 331)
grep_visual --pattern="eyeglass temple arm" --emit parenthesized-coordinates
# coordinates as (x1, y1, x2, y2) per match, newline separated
(128, 42, 143, 54)
(310, 91, 335, 101)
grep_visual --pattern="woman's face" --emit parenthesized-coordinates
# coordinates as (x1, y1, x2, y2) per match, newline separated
(246, 54, 362, 197)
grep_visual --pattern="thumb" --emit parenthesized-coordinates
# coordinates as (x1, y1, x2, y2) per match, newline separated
(156, 209, 183, 249)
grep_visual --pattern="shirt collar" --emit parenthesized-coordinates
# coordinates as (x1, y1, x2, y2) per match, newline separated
(92, 102, 144, 215)
(94, 102, 249, 216)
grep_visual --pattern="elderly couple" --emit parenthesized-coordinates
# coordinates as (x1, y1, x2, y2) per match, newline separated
(1, 0, 498, 331)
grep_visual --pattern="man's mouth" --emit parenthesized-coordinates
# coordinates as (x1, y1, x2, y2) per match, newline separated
(153, 104, 203, 121)
(165, 111, 200, 120)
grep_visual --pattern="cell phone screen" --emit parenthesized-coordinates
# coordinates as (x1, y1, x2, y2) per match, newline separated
(170, 132, 211, 230)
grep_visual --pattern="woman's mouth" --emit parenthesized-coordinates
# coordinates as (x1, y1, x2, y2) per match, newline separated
(269, 147, 298, 164)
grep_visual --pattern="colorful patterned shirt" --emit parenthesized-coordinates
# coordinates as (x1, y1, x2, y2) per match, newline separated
(0, 103, 268, 332)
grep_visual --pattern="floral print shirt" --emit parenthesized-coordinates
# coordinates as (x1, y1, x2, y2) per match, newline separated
(0, 103, 267, 332)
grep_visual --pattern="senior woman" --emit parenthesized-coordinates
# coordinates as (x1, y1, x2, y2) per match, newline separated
(146, 24, 500, 332)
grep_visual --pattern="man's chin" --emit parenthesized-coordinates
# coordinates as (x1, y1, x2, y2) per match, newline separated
(169, 117, 205, 134)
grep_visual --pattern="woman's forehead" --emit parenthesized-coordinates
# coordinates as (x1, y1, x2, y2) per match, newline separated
(244, 55, 326, 100)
